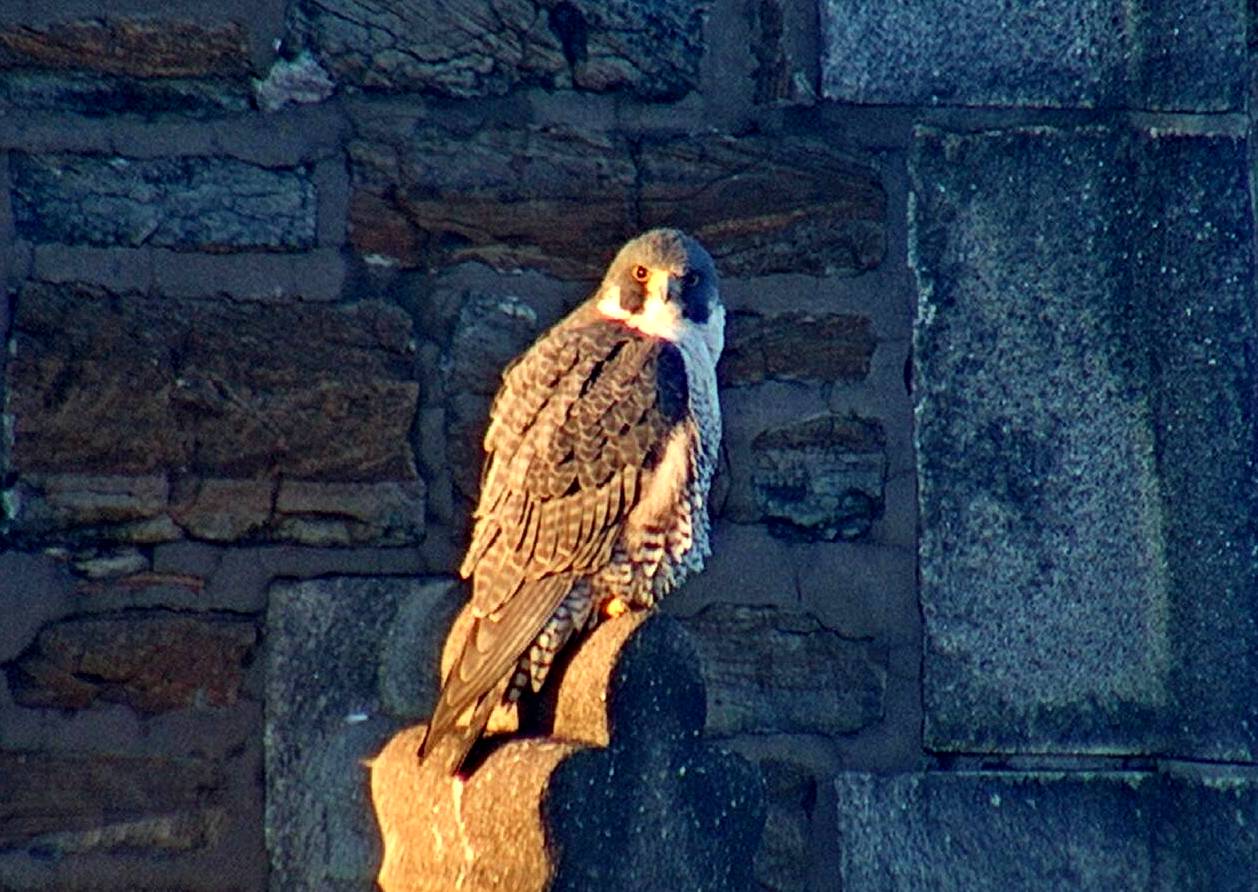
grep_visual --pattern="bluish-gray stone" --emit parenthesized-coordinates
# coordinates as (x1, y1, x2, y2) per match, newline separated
(911, 125, 1258, 760)
(295, 0, 706, 100)
(10, 153, 315, 251)
(835, 769, 1258, 891)
(820, 0, 1246, 112)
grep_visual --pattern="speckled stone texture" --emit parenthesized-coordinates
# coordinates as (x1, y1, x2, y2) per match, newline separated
(265, 576, 462, 890)
(820, 0, 1247, 111)
(834, 769, 1258, 891)
(910, 124, 1258, 760)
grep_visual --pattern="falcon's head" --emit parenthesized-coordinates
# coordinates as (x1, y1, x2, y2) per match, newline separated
(595, 228, 724, 362)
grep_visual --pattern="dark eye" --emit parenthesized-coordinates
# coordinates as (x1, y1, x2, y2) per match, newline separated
(683, 271, 700, 288)
(632, 265, 649, 282)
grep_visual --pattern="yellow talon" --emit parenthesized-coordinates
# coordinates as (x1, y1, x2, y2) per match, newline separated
(603, 597, 629, 619)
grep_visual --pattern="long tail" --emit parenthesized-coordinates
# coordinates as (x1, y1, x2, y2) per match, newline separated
(418, 669, 510, 775)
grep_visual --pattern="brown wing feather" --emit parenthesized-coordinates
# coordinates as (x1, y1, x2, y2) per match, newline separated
(424, 320, 688, 763)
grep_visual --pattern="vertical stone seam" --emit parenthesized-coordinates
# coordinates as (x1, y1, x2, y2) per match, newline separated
(0, 149, 13, 488)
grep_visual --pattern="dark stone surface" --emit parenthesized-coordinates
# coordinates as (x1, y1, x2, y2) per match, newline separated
(0, 751, 227, 851)
(542, 613, 766, 892)
(835, 769, 1258, 891)
(10, 153, 315, 251)
(7, 611, 258, 714)
(0, 19, 254, 78)
(442, 291, 541, 499)
(820, 0, 1247, 111)
(0, 72, 252, 117)
(294, 0, 707, 100)
(265, 576, 460, 889)
(348, 121, 885, 278)
(749, 0, 817, 107)
(0, 551, 72, 662)
(749, 414, 887, 541)
(719, 311, 875, 387)
(679, 605, 885, 738)
(753, 759, 816, 892)
(911, 124, 1258, 759)
(4, 283, 420, 544)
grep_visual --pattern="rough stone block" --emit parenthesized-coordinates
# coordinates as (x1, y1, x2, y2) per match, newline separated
(254, 50, 335, 113)
(441, 292, 542, 499)
(169, 478, 275, 542)
(0, 72, 252, 117)
(273, 480, 426, 546)
(680, 605, 884, 738)
(348, 122, 884, 278)
(834, 769, 1258, 891)
(0, 19, 254, 79)
(719, 311, 875, 387)
(746, 413, 887, 541)
(265, 576, 461, 889)
(3, 475, 171, 539)
(348, 123, 637, 278)
(0, 751, 228, 853)
(820, 0, 1246, 112)
(10, 153, 315, 251)
(443, 292, 541, 396)
(636, 134, 885, 277)
(374, 612, 765, 892)
(7, 612, 257, 714)
(294, 0, 707, 100)
(749, 0, 817, 107)
(911, 124, 1258, 759)
(753, 759, 817, 892)
(4, 284, 420, 545)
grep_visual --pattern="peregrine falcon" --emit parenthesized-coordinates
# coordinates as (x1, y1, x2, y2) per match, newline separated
(420, 228, 724, 774)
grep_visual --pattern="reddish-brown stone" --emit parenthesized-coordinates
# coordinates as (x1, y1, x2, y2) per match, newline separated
(7, 283, 419, 481)
(347, 123, 885, 279)
(8, 612, 258, 714)
(638, 134, 886, 277)
(719, 311, 877, 386)
(0, 19, 253, 79)
(0, 751, 226, 850)
(348, 125, 638, 279)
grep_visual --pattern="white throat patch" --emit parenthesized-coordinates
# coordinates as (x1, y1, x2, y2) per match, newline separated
(596, 285, 683, 342)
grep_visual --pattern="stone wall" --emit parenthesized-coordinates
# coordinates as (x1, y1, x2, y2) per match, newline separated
(0, 2, 1254, 891)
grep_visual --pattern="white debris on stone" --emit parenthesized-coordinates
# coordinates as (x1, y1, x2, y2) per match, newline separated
(254, 51, 335, 113)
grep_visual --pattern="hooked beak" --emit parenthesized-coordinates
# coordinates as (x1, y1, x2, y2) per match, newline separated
(645, 268, 675, 304)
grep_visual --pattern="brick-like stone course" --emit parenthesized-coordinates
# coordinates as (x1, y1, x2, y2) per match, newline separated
(681, 604, 885, 737)
(294, 0, 707, 99)
(3, 283, 421, 545)
(349, 123, 885, 278)
(0, 19, 254, 78)
(8, 611, 257, 713)
(10, 153, 315, 251)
